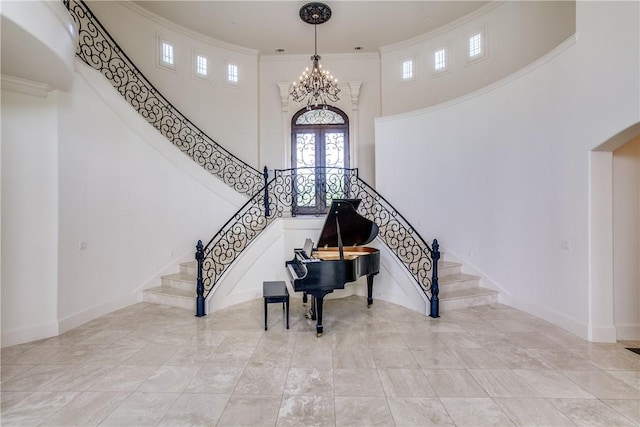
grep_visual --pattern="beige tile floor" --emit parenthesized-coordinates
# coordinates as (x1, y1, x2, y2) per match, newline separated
(1, 296, 639, 426)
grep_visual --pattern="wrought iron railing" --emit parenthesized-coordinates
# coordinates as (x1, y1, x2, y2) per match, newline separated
(196, 167, 440, 318)
(64, 0, 263, 196)
(60, 1, 439, 317)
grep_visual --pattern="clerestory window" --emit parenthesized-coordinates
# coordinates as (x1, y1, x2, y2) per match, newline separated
(434, 48, 447, 72)
(402, 59, 414, 81)
(468, 32, 484, 59)
(158, 39, 176, 70)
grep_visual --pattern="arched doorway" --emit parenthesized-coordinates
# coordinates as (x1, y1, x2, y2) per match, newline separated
(291, 106, 350, 214)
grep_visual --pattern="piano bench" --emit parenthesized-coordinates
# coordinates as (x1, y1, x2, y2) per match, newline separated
(263, 281, 289, 331)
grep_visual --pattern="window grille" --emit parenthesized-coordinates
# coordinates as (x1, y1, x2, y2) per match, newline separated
(402, 60, 414, 80)
(434, 48, 447, 71)
(469, 33, 483, 58)
(195, 55, 208, 76)
(291, 106, 350, 215)
(161, 41, 174, 66)
(295, 108, 345, 125)
(227, 63, 238, 84)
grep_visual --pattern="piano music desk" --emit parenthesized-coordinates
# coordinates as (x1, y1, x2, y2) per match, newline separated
(263, 281, 289, 331)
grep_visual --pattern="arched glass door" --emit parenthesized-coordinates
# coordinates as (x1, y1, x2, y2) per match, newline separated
(291, 107, 349, 215)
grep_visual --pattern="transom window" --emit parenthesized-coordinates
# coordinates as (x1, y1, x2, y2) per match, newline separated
(291, 107, 349, 215)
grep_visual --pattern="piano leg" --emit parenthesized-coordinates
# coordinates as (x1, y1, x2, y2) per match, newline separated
(311, 295, 317, 320)
(367, 274, 374, 306)
(315, 296, 324, 336)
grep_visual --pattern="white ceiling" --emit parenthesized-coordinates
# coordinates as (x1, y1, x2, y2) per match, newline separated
(130, 1, 490, 55)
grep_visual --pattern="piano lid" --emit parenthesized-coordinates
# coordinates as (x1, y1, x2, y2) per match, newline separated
(317, 199, 379, 249)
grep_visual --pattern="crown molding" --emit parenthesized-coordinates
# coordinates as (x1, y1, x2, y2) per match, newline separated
(380, 1, 504, 53)
(1, 75, 51, 97)
(116, 1, 258, 57)
(377, 33, 578, 123)
(261, 52, 380, 62)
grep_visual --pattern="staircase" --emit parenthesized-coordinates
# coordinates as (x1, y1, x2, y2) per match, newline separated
(142, 258, 498, 314)
(438, 260, 499, 311)
(142, 261, 198, 311)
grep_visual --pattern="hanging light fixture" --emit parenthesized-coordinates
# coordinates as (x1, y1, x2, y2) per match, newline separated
(290, 2, 340, 109)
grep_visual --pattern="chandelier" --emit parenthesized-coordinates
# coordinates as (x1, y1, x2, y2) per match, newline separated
(290, 2, 340, 109)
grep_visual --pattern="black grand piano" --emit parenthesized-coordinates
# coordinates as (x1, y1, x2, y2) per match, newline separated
(285, 199, 380, 336)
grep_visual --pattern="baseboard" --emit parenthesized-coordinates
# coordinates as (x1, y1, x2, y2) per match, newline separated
(1, 320, 59, 348)
(616, 323, 640, 341)
(57, 293, 141, 335)
(588, 325, 618, 343)
(499, 294, 590, 341)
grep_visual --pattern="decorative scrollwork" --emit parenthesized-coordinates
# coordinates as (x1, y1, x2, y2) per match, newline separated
(295, 109, 345, 125)
(64, 0, 262, 196)
(60, 2, 438, 308)
(348, 175, 435, 295)
(198, 167, 436, 304)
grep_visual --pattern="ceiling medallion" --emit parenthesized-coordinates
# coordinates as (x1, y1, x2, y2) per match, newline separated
(299, 2, 332, 25)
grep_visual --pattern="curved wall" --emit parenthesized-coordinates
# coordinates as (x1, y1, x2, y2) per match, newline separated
(380, 1, 576, 115)
(0, 0, 77, 91)
(85, 1, 260, 168)
(1, 60, 244, 346)
(375, 1, 639, 339)
(80, 1, 575, 185)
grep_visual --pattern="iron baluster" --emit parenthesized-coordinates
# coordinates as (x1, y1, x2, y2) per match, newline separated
(195, 240, 205, 317)
(429, 239, 440, 318)
(263, 166, 270, 217)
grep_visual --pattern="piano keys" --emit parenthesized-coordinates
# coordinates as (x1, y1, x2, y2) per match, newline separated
(286, 199, 381, 336)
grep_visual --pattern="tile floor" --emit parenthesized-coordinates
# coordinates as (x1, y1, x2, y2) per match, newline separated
(1, 296, 639, 426)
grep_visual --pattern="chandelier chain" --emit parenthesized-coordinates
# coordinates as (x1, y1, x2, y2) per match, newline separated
(290, 2, 341, 109)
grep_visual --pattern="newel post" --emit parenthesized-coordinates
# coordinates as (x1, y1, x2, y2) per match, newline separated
(195, 240, 206, 317)
(263, 166, 271, 217)
(429, 239, 440, 318)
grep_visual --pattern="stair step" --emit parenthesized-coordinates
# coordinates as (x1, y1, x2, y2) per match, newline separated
(439, 286, 499, 312)
(144, 249, 498, 317)
(439, 272, 480, 292)
(438, 260, 462, 277)
(180, 261, 197, 276)
(142, 286, 195, 311)
(161, 272, 196, 292)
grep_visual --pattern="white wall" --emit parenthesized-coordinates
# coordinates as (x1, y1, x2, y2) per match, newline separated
(85, 1, 260, 168)
(381, 1, 575, 116)
(1, 89, 60, 344)
(613, 136, 640, 340)
(375, 1, 639, 339)
(1, 60, 245, 346)
(1, 0, 77, 91)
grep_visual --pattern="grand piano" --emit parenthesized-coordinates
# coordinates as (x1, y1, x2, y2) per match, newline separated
(286, 199, 380, 336)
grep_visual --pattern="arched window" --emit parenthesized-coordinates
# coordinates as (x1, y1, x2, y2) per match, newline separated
(291, 106, 350, 215)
